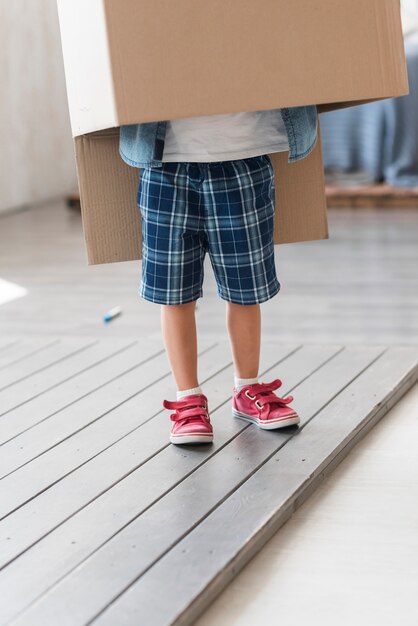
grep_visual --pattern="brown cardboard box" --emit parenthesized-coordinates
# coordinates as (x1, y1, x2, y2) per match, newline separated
(57, 0, 408, 265)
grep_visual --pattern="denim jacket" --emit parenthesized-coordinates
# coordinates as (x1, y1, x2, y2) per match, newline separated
(119, 105, 318, 169)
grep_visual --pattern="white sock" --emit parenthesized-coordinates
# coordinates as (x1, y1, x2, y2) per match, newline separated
(176, 385, 203, 400)
(234, 375, 259, 392)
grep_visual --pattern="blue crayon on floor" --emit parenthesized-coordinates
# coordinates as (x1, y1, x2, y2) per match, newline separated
(103, 306, 122, 323)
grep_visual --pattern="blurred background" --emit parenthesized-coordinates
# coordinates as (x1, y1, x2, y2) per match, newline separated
(0, 0, 417, 342)
(0, 0, 77, 216)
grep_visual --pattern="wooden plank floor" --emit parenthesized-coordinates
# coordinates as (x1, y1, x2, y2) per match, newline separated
(0, 337, 416, 626)
(325, 183, 418, 208)
(1, 201, 418, 346)
(1, 200, 417, 624)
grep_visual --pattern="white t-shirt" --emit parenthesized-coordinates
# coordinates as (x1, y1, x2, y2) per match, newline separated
(161, 108, 289, 162)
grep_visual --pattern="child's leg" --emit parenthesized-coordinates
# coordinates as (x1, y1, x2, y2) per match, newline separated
(160, 301, 200, 391)
(226, 302, 261, 378)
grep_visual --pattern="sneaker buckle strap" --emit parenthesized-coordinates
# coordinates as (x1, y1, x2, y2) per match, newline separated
(170, 405, 210, 424)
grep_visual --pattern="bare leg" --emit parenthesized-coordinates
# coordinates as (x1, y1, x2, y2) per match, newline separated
(160, 301, 199, 391)
(226, 302, 261, 379)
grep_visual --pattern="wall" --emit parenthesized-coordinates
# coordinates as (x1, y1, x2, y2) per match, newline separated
(0, 0, 77, 214)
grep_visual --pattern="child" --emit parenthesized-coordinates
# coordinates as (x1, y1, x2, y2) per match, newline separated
(119, 106, 318, 445)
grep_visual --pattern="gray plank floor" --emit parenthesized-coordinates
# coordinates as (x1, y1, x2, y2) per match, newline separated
(0, 200, 418, 345)
(0, 337, 417, 626)
(0, 201, 417, 624)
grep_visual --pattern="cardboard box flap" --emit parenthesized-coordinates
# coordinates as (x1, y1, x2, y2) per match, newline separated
(75, 130, 141, 264)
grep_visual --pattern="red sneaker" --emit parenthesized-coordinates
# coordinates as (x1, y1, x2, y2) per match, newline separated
(163, 394, 214, 445)
(232, 379, 300, 429)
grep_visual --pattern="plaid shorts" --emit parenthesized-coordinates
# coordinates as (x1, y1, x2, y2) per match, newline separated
(137, 154, 281, 305)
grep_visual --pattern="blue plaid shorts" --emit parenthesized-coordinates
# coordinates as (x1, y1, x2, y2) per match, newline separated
(137, 154, 281, 305)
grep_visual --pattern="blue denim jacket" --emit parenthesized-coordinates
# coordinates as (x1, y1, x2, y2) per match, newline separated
(119, 105, 318, 168)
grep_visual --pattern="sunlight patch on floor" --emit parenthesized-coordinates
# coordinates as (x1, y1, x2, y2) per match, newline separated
(0, 278, 28, 306)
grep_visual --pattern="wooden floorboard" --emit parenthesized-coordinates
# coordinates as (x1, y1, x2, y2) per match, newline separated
(92, 347, 418, 626)
(0, 339, 416, 626)
(1, 204, 417, 624)
(0, 338, 60, 371)
(0, 339, 216, 515)
(326, 183, 418, 208)
(0, 340, 23, 355)
(1, 202, 418, 346)
(0, 339, 99, 391)
(0, 338, 196, 472)
(0, 341, 294, 564)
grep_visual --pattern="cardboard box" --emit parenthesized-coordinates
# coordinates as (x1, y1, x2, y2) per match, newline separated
(57, 0, 409, 265)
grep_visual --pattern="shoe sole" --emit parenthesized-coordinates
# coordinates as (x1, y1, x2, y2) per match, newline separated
(232, 408, 300, 430)
(170, 433, 214, 445)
